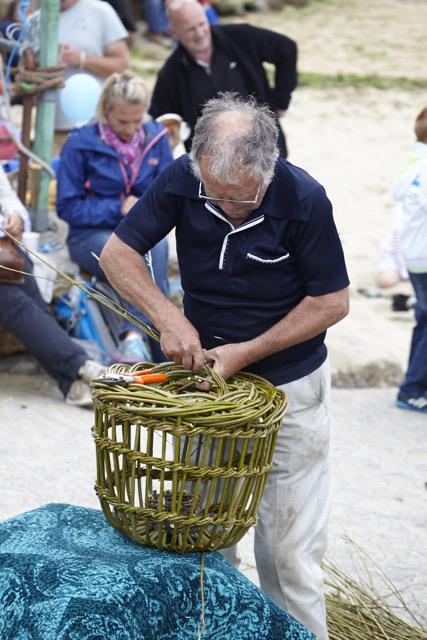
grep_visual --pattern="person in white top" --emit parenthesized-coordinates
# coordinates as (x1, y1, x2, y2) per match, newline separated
(0, 166, 104, 406)
(393, 106, 427, 413)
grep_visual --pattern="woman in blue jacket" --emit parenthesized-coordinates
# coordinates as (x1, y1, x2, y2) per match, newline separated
(57, 70, 174, 364)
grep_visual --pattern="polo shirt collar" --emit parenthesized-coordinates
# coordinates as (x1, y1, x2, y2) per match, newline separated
(163, 156, 199, 199)
(257, 159, 311, 221)
(164, 156, 311, 221)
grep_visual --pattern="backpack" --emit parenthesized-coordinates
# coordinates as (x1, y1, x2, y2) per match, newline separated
(55, 278, 123, 365)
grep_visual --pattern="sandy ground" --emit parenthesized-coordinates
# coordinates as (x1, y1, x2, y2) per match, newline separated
(1, 0, 427, 631)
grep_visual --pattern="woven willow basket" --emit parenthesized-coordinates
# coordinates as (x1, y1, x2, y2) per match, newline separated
(92, 362, 287, 553)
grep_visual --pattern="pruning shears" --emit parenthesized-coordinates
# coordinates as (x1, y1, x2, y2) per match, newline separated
(97, 369, 168, 386)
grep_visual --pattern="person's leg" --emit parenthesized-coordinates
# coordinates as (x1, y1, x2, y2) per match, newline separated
(109, 238, 170, 363)
(105, 0, 137, 31)
(69, 232, 170, 362)
(254, 359, 331, 640)
(143, 0, 168, 34)
(148, 337, 168, 363)
(398, 271, 427, 401)
(67, 230, 111, 280)
(0, 253, 88, 396)
(68, 231, 169, 320)
(276, 119, 288, 159)
(204, 4, 218, 24)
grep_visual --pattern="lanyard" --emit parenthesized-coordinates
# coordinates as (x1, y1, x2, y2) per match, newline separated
(118, 127, 169, 199)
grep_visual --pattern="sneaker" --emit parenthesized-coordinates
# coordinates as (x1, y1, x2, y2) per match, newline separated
(78, 360, 105, 384)
(113, 336, 152, 365)
(396, 395, 427, 413)
(65, 380, 93, 408)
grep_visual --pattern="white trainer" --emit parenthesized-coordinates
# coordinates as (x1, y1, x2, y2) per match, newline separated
(65, 380, 93, 408)
(78, 360, 105, 384)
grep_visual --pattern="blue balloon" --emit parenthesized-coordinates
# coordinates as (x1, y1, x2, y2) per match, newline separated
(59, 73, 102, 124)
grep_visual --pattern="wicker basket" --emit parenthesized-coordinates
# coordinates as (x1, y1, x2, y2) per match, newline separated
(92, 362, 287, 553)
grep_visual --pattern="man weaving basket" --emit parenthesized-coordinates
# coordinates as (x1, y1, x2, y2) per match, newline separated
(99, 92, 350, 640)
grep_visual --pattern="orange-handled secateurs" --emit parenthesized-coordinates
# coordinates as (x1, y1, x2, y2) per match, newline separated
(97, 369, 168, 386)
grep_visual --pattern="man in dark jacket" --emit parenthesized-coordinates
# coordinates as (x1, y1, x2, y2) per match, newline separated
(148, 0, 297, 157)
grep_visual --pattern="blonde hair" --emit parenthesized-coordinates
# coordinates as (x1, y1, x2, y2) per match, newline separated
(96, 71, 150, 122)
(415, 107, 427, 143)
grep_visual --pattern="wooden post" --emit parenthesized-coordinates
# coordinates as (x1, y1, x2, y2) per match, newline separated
(31, 0, 60, 232)
(17, 94, 33, 205)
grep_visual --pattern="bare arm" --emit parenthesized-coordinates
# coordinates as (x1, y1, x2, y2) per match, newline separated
(60, 40, 129, 78)
(203, 288, 350, 380)
(99, 233, 206, 370)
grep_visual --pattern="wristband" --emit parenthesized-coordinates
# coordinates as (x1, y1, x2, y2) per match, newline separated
(79, 51, 86, 70)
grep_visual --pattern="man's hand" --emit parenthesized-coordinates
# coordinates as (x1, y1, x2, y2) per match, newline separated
(192, 342, 250, 391)
(60, 44, 80, 68)
(159, 316, 206, 371)
(203, 342, 250, 381)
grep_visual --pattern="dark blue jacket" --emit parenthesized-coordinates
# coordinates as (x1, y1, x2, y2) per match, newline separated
(56, 121, 173, 240)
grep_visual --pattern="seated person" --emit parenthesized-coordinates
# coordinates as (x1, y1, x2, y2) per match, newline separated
(26, 0, 130, 155)
(0, 0, 23, 68)
(57, 70, 174, 363)
(0, 166, 103, 407)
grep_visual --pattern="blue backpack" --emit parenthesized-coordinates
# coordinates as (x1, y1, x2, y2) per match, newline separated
(55, 278, 123, 365)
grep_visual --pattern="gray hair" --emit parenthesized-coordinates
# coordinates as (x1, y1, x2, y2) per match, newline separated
(96, 71, 150, 122)
(190, 92, 279, 187)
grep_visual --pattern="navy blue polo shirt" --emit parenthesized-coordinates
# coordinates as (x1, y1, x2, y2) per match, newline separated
(114, 155, 349, 386)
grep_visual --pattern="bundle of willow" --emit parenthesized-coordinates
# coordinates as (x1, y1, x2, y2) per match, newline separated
(324, 551, 427, 640)
(92, 362, 288, 553)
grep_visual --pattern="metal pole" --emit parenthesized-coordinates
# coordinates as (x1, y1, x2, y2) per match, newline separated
(31, 0, 60, 232)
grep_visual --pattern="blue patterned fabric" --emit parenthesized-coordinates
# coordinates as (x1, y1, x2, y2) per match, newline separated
(0, 504, 315, 640)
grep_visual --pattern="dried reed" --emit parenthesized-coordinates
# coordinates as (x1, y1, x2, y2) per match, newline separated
(324, 540, 427, 639)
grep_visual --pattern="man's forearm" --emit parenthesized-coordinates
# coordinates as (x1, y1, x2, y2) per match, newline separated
(99, 233, 178, 330)
(83, 52, 129, 78)
(244, 289, 350, 366)
(100, 233, 207, 369)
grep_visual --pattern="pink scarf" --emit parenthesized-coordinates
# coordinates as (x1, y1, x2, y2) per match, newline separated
(99, 123, 146, 170)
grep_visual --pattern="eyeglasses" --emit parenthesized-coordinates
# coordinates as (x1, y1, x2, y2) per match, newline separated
(198, 181, 261, 206)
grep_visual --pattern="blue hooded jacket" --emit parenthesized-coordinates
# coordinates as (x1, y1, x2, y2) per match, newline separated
(56, 121, 173, 240)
